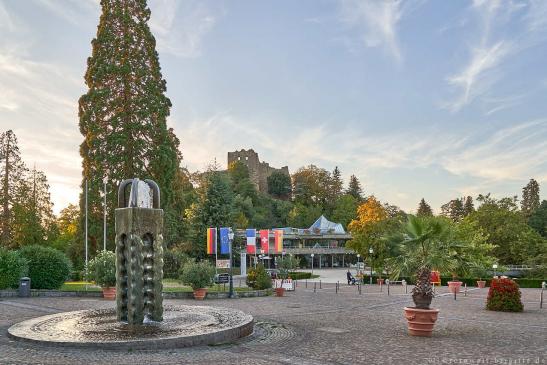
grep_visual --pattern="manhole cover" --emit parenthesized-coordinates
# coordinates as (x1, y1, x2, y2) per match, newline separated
(240, 321, 296, 346)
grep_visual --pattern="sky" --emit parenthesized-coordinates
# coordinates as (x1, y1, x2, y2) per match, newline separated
(1, 0, 546, 215)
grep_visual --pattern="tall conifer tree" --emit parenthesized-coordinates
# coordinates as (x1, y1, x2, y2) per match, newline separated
(521, 179, 540, 217)
(79, 0, 183, 254)
(346, 175, 363, 201)
(416, 198, 433, 217)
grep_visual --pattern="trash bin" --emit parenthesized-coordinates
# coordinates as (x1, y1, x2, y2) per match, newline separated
(19, 277, 31, 297)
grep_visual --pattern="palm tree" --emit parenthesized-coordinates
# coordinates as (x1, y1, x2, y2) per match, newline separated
(386, 215, 465, 309)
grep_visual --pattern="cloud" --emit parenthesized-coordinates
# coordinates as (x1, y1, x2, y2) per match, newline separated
(34, 0, 99, 27)
(0, 2, 16, 31)
(149, 0, 218, 58)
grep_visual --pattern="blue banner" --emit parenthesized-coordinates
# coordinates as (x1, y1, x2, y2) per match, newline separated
(220, 227, 230, 254)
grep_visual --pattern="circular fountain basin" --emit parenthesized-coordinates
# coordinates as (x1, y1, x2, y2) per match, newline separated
(8, 305, 253, 349)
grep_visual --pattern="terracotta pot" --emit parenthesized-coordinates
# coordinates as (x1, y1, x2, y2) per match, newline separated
(377, 278, 385, 285)
(102, 287, 116, 300)
(275, 287, 285, 297)
(403, 307, 440, 337)
(193, 288, 207, 300)
(448, 281, 462, 293)
(476, 280, 486, 289)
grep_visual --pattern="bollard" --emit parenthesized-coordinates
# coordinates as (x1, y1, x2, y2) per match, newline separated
(239, 278, 242, 287)
(540, 282, 545, 308)
(359, 284, 362, 295)
(464, 283, 467, 297)
(336, 281, 339, 294)
(403, 279, 407, 294)
(306, 279, 308, 288)
(320, 280, 322, 289)
(314, 282, 316, 293)
(380, 281, 383, 292)
(454, 288, 457, 301)
(387, 282, 390, 296)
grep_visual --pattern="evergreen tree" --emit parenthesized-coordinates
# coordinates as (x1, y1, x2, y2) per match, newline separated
(78, 0, 185, 255)
(416, 198, 433, 217)
(528, 200, 547, 238)
(521, 179, 540, 217)
(463, 196, 474, 216)
(346, 175, 363, 201)
(267, 170, 291, 200)
(440, 198, 465, 222)
(0, 130, 28, 248)
(330, 166, 343, 199)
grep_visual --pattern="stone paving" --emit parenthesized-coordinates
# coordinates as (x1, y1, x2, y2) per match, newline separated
(1, 284, 546, 365)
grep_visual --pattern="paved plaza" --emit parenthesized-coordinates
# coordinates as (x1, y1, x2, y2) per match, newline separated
(1, 285, 546, 365)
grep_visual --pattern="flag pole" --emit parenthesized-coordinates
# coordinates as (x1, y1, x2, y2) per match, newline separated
(215, 227, 218, 276)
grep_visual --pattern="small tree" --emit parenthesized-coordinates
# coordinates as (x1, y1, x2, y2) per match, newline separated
(246, 264, 272, 290)
(86, 250, 116, 288)
(180, 260, 215, 290)
(277, 256, 299, 284)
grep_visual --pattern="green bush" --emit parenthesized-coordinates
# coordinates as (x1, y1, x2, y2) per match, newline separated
(86, 250, 116, 288)
(486, 278, 524, 312)
(163, 249, 189, 279)
(287, 272, 316, 280)
(513, 278, 546, 288)
(0, 248, 28, 289)
(18, 245, 72, 289)
(246, 264, 272, 290)
(180, 260, 215, 290)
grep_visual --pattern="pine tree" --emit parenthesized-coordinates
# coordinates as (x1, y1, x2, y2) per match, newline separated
(463, 196, 474, 217)
(331, 166, 343, 198)
(346, 175, 363, 201)
(521, 179, 540, 217)
(78, 0, 184, 255)
(416, 198, 433, 217)
(0, 130, 27, 247)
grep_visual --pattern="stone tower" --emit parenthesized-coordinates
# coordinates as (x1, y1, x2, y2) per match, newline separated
(227, 149, 289, 193)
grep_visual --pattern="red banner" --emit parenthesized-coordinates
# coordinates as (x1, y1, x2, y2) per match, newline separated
(259, 229, 269, 253)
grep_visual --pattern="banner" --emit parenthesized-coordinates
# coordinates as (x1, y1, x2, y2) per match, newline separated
(206, 228, 217, 255)
(259, 229, 269, 253)
(274, 229, 283, 253)
(246, 229, 256, 254)
(220, 227, 230, 254)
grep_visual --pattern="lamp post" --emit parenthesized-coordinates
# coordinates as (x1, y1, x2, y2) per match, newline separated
(311, 253, 315, 275)
(492, 264, 498, 278)
(228, 230, 235, 299)
(368, 247, 373, 285)
(356, 253, 361, 273)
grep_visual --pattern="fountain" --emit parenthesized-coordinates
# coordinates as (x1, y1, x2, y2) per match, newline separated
(8, 179, 253, 349)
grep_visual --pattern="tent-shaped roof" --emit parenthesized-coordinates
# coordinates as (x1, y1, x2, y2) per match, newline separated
(309, 215, 346, 234)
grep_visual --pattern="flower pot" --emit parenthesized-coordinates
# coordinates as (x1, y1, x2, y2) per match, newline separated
(476, 280, 486, 289)
(275, 287, 285, 297)
(448, 281, 462, 293)
(193, 288, 207, 300)
(377, 278, 385, 285)
(403, 307, 440, 337)
(102, 287, 116, 300)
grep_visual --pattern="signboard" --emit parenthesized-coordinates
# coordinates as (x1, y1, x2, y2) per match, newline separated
(273, 279, 294, 291)
(216, 259, 231, 269)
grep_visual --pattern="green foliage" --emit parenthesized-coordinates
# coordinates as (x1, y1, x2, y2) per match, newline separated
(246, 264, 272, 290)
(267, 171, 292, 199)
(486, 278, 523, 312)
(286, 271, 318, 280)
(331, 194, 358, 228)
(346, 175, 363, 201)
(521, 179, 540, 218)
(86, 250, 116, 288)
(179, 260, 215, 290)
(528, 200, 547, 238)
(163, 248, 189, 279)
(287, 203, 322, 228)
(292, 165, 332, 206)
(277, 256, 300, 280)
(416, 198, 433, 217)
(18, 245, 72, 289)
(0, 247, 28, 289)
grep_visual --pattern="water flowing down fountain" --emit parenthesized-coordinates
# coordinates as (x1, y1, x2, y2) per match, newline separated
(7, 179, 254, 349)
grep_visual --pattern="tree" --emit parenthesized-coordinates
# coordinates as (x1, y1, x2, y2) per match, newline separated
(521, 179, 540, 217)
(463, 196, 474, 216)
(331, 194, 358, 229)
(78, 0, 185, 256)
(416, 198, 433, 217)
(267, 170, 291, 200)
(287, 203, 322, 228)
(0, 130, 27, 247)
(528, 200, 547, 238)
(53, 204, 80, 264)
(440, 198, 465, 222)
(346, 175, 363, 201)
(327, 166, 343, 208)
(292, 165, 331, 207)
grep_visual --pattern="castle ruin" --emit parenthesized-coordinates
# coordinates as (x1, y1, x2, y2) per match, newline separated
(227, 149, 289, 193)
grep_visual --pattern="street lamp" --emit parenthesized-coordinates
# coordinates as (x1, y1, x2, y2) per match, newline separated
(492, 264, 498, 278)
(311, 253, 315, 275)
(368, 247, 374, 285)
(228, 230, 235, 299)
(356, 253, 361, 273)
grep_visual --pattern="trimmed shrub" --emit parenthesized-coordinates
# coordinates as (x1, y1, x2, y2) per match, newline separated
(163, 249, 189, 279)
(246, 264, 272, 290)
(18, 245, 72, 289)
(287, 272, 315, 280)
(86, 250, 116, 288)
(180, 260, 215, 290)
(0, 248, 28, 289)
(486, 278, 524, 312)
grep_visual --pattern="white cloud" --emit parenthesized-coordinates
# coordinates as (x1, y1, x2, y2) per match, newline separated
(337, 0, 407, 62)
(149, 0, 218, 58)
(0, 2, 16, 31)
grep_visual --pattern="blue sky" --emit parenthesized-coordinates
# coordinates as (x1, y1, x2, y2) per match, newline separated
(1, 0, 546, 214)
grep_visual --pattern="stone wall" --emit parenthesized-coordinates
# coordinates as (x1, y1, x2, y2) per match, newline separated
(227, 149, 289, 193)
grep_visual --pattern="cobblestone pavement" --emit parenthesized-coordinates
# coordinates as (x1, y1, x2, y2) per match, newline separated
(1, 285, 546, 365)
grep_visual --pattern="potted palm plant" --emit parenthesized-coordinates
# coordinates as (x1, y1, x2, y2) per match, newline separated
(87, 250, 117, 300)
(387, 215, 464, 336)
(180, 260, 215, 300)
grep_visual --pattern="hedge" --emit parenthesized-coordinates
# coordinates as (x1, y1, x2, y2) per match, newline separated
(0, 248, 28, 289)
(18, 245, 72, 289)
(287, 272, 320, 280)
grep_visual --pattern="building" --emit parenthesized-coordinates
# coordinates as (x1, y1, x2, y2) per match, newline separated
(227, 149, 289, 193)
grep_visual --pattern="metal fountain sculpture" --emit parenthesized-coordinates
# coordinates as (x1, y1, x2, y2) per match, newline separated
(116, 178, 164, 325)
